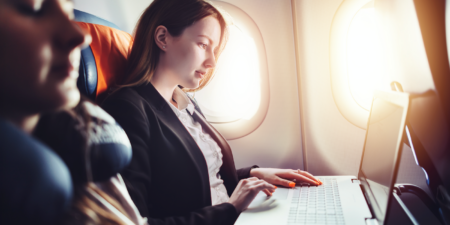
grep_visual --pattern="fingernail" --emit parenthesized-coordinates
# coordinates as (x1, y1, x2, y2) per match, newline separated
(316, 181, 320, 185)
(289, 182, 295, 188)
(273, 185, 277, 189)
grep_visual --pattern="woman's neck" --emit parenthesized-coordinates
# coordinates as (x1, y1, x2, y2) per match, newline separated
(150, 66, 179, 103)
(0, 110, 40, 134)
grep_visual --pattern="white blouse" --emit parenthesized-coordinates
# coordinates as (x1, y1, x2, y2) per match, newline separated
(166, 88, 230, 206)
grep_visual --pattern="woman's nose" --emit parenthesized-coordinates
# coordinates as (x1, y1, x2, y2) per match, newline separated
(54, 15, 91, 52)
(204, 51, 217, 69)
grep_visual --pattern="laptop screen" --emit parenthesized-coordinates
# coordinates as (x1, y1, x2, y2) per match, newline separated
(358, 91, 409, 223)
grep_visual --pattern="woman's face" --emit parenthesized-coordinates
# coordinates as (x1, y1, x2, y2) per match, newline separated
(0, 0, 88, 115)
(164, 16, 221, 89)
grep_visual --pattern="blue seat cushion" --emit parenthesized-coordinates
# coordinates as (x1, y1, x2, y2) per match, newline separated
(74, 10, 122, 101)
(0, 118, 72, 224)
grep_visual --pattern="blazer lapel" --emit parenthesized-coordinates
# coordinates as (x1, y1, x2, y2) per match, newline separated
(192, 111, 239, 196)
(135, 84, 211, 201)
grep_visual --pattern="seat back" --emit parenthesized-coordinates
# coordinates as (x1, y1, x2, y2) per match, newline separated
(74, 10, 132, 103)
(411, 0, 450, 222)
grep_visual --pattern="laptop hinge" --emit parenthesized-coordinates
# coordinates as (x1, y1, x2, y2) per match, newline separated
(365, 218, 379, 225)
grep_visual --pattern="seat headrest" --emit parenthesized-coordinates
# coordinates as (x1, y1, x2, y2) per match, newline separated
(0, 118, 72, 224)
(74, 10, 132, 103)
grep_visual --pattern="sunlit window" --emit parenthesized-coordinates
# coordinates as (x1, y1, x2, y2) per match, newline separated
(347, 5, 383, 111)
(195, 24, 260, 123)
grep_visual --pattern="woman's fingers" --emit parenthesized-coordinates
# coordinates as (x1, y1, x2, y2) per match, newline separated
(297, 169, 321, 183)
(273, 177, 299, 188)
(297, 169, 322, 185)
(281, 173, 317, 186)
(228, 178, 278, 213)
(251, 180, 277, 192)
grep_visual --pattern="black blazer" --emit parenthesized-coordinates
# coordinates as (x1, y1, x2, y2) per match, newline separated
(102, 83, 256, 225)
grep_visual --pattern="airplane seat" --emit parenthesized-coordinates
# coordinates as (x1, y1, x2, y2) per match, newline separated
(74, 10, 133, 104)
(393, 0, 450, 224)
(0, 118, 73, 224)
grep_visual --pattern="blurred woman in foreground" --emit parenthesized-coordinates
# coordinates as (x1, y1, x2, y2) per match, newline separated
(0, 0, 147, 224)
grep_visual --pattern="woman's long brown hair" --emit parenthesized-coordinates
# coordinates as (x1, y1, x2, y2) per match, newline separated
(120, 0, 229, 92)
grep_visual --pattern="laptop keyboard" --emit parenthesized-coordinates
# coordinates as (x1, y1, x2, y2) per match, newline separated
(287, 178, 345, 225)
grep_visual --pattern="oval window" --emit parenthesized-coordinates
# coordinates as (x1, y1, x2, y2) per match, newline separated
(195, 24, 261, 123)
(330, 0, 386, 129)
(347, 3, 384, 111)
(193, 1, 270, 140)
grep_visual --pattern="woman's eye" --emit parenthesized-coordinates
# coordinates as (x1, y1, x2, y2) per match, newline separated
(16, 4, 43, 17)
(199, 43, 208, 49)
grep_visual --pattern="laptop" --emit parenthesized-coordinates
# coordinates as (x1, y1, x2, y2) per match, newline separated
(235, 90, 410, 225)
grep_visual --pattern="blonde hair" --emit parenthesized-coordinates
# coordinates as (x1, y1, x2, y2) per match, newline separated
(63, 184, 133, 225)
(119, 0, 229, 92)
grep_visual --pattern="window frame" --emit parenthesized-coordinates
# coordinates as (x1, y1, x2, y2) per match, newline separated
(330, 0, 374, 129)
(196, 1, 270, 140)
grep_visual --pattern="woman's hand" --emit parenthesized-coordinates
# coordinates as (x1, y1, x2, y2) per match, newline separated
(228, 177, 277, 213)
(250, 168, 322, 188)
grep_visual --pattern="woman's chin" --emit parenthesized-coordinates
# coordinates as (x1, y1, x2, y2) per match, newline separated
(181, 81, 200, 90)
(65, 90, 81, 109)
(57, 89, 81, 110)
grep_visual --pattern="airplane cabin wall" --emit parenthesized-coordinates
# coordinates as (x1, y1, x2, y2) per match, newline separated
(73, 0, 152, 34)
(217, 0, 304, 170)
(294, 0, 367, 176)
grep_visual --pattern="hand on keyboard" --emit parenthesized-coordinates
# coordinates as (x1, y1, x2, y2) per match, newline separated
(249, 168, 322, 188)
(228, 177, 277, 213)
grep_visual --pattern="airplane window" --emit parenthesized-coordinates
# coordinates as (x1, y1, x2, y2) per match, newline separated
(347, 4, 383, 111)
(329, 0, 387, 129)
(195, 24, 260, 123)
(192, 1, 270, 140)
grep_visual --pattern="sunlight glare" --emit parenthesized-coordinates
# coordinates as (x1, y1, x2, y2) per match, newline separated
(195, 25, 261, 122)
(347, 7, 385, 111)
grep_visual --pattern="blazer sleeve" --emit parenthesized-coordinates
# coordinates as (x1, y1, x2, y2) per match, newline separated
(102, 97, 240, 225)
(102, 97, 152, 217)
(146, 203, 238, 225)
(236, 165, 259, 180)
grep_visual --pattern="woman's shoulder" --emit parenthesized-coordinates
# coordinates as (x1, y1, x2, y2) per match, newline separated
(101, 86, 160, 117)
(102, 86, 143, 106)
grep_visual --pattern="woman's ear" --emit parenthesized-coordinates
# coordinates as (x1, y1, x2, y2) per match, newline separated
(154, 25, 169, 51)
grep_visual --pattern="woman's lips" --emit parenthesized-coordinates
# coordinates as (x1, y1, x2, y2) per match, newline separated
(51, 63, 77, 79)
(195, 71, 205, 78)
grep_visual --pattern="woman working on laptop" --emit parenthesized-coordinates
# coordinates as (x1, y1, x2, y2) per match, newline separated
(102, 0, 322, 224)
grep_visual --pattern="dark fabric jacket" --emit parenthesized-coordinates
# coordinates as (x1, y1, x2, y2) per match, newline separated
(101, 83, 256, 225)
